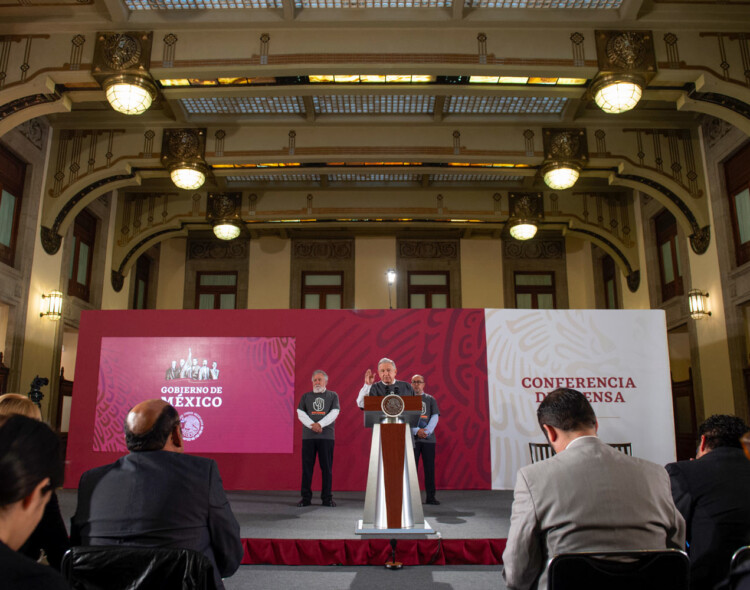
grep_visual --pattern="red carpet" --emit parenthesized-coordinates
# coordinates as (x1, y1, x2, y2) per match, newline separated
(242, 538, 506, 566)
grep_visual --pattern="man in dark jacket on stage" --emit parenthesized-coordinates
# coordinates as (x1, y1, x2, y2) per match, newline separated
(666, 414, 750, 590)
(71, 399, 243, 590)
(356, 357, 415, 408)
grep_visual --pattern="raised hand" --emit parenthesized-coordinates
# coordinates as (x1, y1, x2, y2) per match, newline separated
(364, 369, 374, 385)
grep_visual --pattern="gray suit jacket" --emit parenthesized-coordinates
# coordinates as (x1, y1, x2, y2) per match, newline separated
(71, 450, 243, 590)
(502, 437, 685, 590)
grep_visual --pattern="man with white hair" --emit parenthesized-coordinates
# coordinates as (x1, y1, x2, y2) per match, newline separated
(296, 370, 340, 507)
(356, 357, 416, 408)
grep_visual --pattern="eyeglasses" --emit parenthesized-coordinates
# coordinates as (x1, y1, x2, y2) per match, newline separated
(411, 380, 424, 384)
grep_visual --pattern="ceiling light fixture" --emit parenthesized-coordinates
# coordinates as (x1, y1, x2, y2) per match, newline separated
(161, 128, 209, 191)
(169, 162, 207, 190)
(213, 220, 242, 241)
(509, 219, 538, 241)
(541, 128, 588, 191)
(591, 73, 645, 114)
(542, 161, 581, 190)
(103, 73, 157, 115)
(207, 192, 243, 241)
(508, 192, 544, 241)
(593, 30, 656, 115)
(92, 32, 157, 116)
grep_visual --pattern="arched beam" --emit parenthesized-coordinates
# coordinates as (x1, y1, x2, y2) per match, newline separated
(601, 162, 711, 255)
(40, 168, 142, 254)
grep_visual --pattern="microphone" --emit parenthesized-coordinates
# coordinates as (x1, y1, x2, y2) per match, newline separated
(393, 385, 399, 395)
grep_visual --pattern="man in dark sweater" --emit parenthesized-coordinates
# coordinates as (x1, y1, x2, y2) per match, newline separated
(666, 414, 750, 590)
(356, 357, 415, 407)
(296, 370, 340, 507)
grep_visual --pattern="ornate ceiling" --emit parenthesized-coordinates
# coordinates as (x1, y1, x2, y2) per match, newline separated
(1, 0, 748, 290)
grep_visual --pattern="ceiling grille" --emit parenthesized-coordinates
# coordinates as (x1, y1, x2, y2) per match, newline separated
(181, 97, 305, 114)
(225, 174, 321, 182)
(466, 0, 620, 7)
(446, 95, 567, 114)
(430, 174, 525, 182)
(329, 174, 422, 182)
(295, 0, 448, 6)
(125, 0, 283, 8)
(313, 95, 435, 114)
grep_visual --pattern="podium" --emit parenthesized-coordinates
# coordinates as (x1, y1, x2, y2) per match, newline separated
(355, 394, 436, 539)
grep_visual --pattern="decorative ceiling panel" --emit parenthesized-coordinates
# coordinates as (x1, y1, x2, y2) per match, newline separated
(445, 95, 567, 114)
(180, 97, 305, 114)
(313, 95, 435, 114)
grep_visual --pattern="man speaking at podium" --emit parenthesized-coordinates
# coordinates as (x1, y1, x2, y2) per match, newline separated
(356, 357, 415, 408)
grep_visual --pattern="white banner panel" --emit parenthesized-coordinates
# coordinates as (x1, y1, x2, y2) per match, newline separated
(486, 309, 676, 490)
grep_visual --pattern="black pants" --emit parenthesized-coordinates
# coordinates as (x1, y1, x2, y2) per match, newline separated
(300, 438, 335, 502)
(414, 442, 437, 500)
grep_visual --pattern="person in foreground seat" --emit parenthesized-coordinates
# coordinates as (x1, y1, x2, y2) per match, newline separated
(0, 393, 70, 570)
(0, 414, 68, 590)
(666, 414, 750, 590)
(71, 399, 243, 590)
(502, 388, 685, 590)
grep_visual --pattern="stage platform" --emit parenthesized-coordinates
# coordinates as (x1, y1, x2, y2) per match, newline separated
(58, 489, 513, 567)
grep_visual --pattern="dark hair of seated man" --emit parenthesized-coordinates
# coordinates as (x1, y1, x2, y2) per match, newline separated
(698, 414, 750, 452)
(537, 387, 597, 433)
(124, 403, 181, 452)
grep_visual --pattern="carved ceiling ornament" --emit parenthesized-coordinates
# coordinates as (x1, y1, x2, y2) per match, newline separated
(595, 30, 656, 74)
(510, 192, 544, 222)
(207, 192, 241, 221)
(160, 128, 207, 171)
(102, 34, 142, 71)
(542, 128, 589, 163)
(188, 240, 247, 259)
(293, 240, 353, 259)
(92, 31, 153, 78)
(399, 240, 458, 259)
(503, 239, 563, 260)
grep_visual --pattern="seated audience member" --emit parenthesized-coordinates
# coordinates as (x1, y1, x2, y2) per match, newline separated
(666, 414, 750, 590)
(502, 388, 685, 590)
(71, 399, 243, 590)
(0, 414, 68, 589)
(0, 394, 70, 570)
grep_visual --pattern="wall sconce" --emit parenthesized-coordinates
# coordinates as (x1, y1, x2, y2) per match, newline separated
(508, 192, 543, 241)
(207, 192, 243, 240)
(541, 128, 588, 191)
(386, 269, 396, 309)
(161, 128, 208, 190)
(92, 32, 158, 116)
(688, 289, 711, 320)
(40, 291, 63, 320)
(592, 30, 656, 115)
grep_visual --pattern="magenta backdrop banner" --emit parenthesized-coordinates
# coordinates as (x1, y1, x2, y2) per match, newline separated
(65, 309, 491, 491)
(95, 336, 295, 453)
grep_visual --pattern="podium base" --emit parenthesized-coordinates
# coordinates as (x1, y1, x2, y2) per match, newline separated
(355, 519, 436, 539)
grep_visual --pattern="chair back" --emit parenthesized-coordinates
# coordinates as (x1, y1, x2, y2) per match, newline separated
(61, 545, 217, 590)
(529, 442, 554, 463)
(733, 546, 750, 571)
(547, 549, 689, 590)
(609, 443, 633, 455)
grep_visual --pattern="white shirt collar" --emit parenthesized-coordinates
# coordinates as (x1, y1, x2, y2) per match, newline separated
(564, 435, 598, 451)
